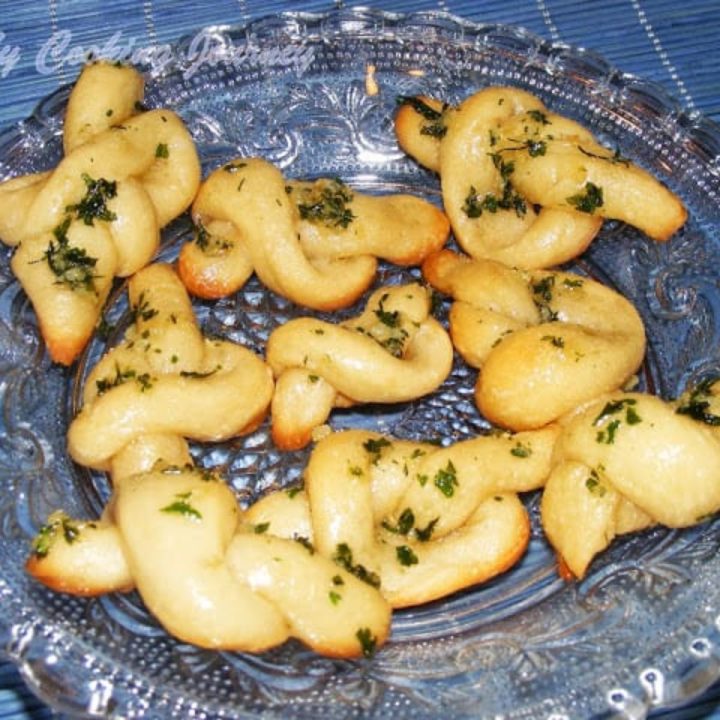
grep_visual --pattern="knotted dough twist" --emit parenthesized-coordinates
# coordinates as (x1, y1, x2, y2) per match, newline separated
(0, 61, 201, 364)
(266, 282, 453, 450)
(177, 156, 449, 308)
(541, 385, 720, 579)
(245, 426, 559, 607)
(29, 263, 390, 657)
(395, 87, 686, 268)
(27, 434, 391, 657)
(423, 249, 646, 430)
(67, 263, 273, 470)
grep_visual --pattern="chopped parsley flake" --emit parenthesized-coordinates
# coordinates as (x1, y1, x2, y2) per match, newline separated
(593, 398, 641, 426)
(294, 535, 315, 554)
(396, 95, 447, 138)
(160, 492, 202, 520)
(567, 182, 604, 214)
(462, 154, 527, 220)
(676, 377, 720, 426)
(356, 627, 377, 658)
(191, 219, 233, 255)
(381, 507, 415, 536)
(179, 365, 222, 379)
(433, 460, 459, 498)
(296, 178, 355, 228)
(193, 220, 211, 251)
(363, 437, 392, 464)
(593, 397, 643, 444)
(41, 217, 99, 292)
(502, 137, 548, 157)
(396, 545, 419, 566)
(129, 292, 159, 323)
(596, 418, 621, 445)
(585, 470, 607, 497)
(527, 109, 550, 125)
(510, 442, 533, 458)
(333, 543, 381, 588)
(374, 293, 401, 328)
(31, 512, 81, 559)
(542, 335, 565, 349)
(414, 517, 438, 542)
(578, 145, 629, 166)
(66, 173, 118, 225)
(531, 275, 559, 323)
(96, 363, 142, 395)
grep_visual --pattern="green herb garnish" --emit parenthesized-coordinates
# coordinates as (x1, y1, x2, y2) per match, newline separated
(414, 517, 439, 542)
(333, 543, 381, 588)
(578, 145, 629, 166)
(41, 217, 99, 291)
(66, 173, 117, 225)
(510, 442, 533, 458)
(396, 95, 447, 138)
(363, 437, 392, 464)
(96, 363, 139, 395)
(676, 377, 720, 426)
(374, 293, 401, 328)
(462, 153, 527, 219)
(381, 507, 415, 536)
(193, 219, 211, 251)
(585, 469, 607, 497)
(31, 512, 81, 559)
(129, 291, 159, 323)
(433, 460, 459, 498)
(356, 627, 377, 658)
(527, 109, 550, 125)
(567, 181, 604, 214)
(160, 491, 202, 520)
(294, 535, 315, 554)
(297, 178, 355, 228)
(531, 275, 559, 323)
(593, 398, 641, 426)
(542, 335, 565, 349)
(396, 545, 419, 566)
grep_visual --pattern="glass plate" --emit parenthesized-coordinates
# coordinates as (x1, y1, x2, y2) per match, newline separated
(1, 8, 720, 719)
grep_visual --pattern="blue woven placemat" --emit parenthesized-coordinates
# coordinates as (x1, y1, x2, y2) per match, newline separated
(0, 1, 718, 718)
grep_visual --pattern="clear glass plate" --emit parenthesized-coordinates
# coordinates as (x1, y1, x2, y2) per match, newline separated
(1, 8, 720, 719)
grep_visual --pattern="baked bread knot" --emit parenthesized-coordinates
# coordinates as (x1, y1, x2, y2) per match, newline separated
(541, 384, 720, 579)
(67, 263, 273, 470)
(30, 264, 389, 657)
(27, 435, 391, 657)
(395, 87, 686, 268)
(423, 249, 646, 430)
(0, 61, 201, 365)
(246, 427, 559, 607)
(266, 282, 453, 450)
(177, 156, 449, 307)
